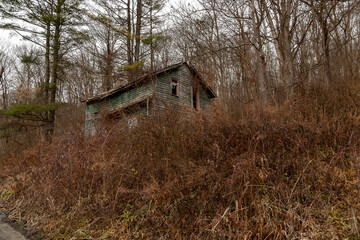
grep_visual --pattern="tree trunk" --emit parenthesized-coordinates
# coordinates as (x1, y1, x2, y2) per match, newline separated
(104, 26, 112, 91)
(134, 0, 142, 62)
(264, 0, 295, 98)
(48, 0, 62, 140)
(251, 0, 268, 104)
(44, 21, 51, 104)
(319, 14, 331, 87)
(127, 0, 133, 66)
(0, 66, 7, 110)
(149, 1, 154, 71)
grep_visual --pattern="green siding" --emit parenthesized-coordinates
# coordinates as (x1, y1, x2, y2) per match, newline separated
(85, 63, 215, 135)
(86, 82, 152, 120)
(109, 83, 152, 110)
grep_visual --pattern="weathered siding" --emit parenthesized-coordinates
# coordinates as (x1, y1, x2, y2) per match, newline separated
(154, 65, 194, 111)
(85, 63, 215, 135)
(154, 65, 213, 112)
(85, 81, 152, 136)
(87, 82, 152, 117)
(199, 88, 212, 109)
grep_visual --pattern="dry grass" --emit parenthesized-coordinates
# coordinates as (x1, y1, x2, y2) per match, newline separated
(1, 85, 360, 239)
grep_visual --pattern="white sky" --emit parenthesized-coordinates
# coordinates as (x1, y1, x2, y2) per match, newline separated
(0, 30, 18, 46)
(0, 0, 193, 49)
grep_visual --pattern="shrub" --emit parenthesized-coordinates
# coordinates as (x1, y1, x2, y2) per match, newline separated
(1, 89, 360, 239)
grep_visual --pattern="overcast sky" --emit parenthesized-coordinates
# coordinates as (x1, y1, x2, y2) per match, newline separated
(0, 0, 192, 50)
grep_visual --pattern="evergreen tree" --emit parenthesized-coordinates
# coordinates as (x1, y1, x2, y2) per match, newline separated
(0, 0, 87, 140)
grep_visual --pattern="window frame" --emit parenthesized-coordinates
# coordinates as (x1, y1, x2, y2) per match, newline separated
(171, 79, 179, 96)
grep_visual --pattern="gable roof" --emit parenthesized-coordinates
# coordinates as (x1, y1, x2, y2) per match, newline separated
(84, 62, 216, 103)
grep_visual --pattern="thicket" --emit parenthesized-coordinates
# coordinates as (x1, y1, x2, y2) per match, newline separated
(1, 84, 360, 239)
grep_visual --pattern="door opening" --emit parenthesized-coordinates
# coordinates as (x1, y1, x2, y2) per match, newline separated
(193, 88, 199, 110)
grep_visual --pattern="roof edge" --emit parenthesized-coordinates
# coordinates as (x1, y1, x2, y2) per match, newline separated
(83, 61, 217, 103)
(186, 63, 217, 98)
(83, 61, 186, 103)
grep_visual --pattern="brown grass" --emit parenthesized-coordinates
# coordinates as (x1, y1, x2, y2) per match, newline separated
(1, 85, 360, 239)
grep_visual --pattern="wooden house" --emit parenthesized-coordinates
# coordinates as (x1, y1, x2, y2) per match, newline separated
(84, 62, 216, 135)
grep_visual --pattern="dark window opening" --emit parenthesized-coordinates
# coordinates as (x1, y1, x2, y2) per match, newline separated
(171, 79, 178, 96)
(193, 88, 199, 110)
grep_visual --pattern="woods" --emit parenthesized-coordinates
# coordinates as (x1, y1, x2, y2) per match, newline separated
(0, 0, 359, 144)
(0, 0, 360, 239)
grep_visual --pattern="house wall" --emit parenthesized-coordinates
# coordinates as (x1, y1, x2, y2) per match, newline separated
(199, 87, 212, 109)
(153, 66, 186, 111)
(85, 63, 215, 135)
(85, 81, 153, 136)
(153, 64, 212, 112)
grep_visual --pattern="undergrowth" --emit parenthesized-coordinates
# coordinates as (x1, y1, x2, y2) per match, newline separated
(1, 87, 360, 239)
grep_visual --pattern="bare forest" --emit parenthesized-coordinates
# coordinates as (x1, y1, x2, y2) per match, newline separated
(1, 0, 360, 239)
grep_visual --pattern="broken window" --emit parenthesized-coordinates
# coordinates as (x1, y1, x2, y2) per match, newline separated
(171, 79, 178, 96)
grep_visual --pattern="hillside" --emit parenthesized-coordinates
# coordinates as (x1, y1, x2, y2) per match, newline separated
(1, 88, 360, 239)
(1, 0, 360, 238)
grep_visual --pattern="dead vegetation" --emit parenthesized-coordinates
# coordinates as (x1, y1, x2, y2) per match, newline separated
(1, 85, 360, 239)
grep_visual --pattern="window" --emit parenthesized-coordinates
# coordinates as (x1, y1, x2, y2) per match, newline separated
(171, 79, 179, 96)
(193, 88, 200, 110)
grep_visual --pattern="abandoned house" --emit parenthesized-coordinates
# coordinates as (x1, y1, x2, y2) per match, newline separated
(84, 62, 216, 135)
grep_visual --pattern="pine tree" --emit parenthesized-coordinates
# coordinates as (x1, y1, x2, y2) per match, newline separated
(0, 0, 87, 141)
